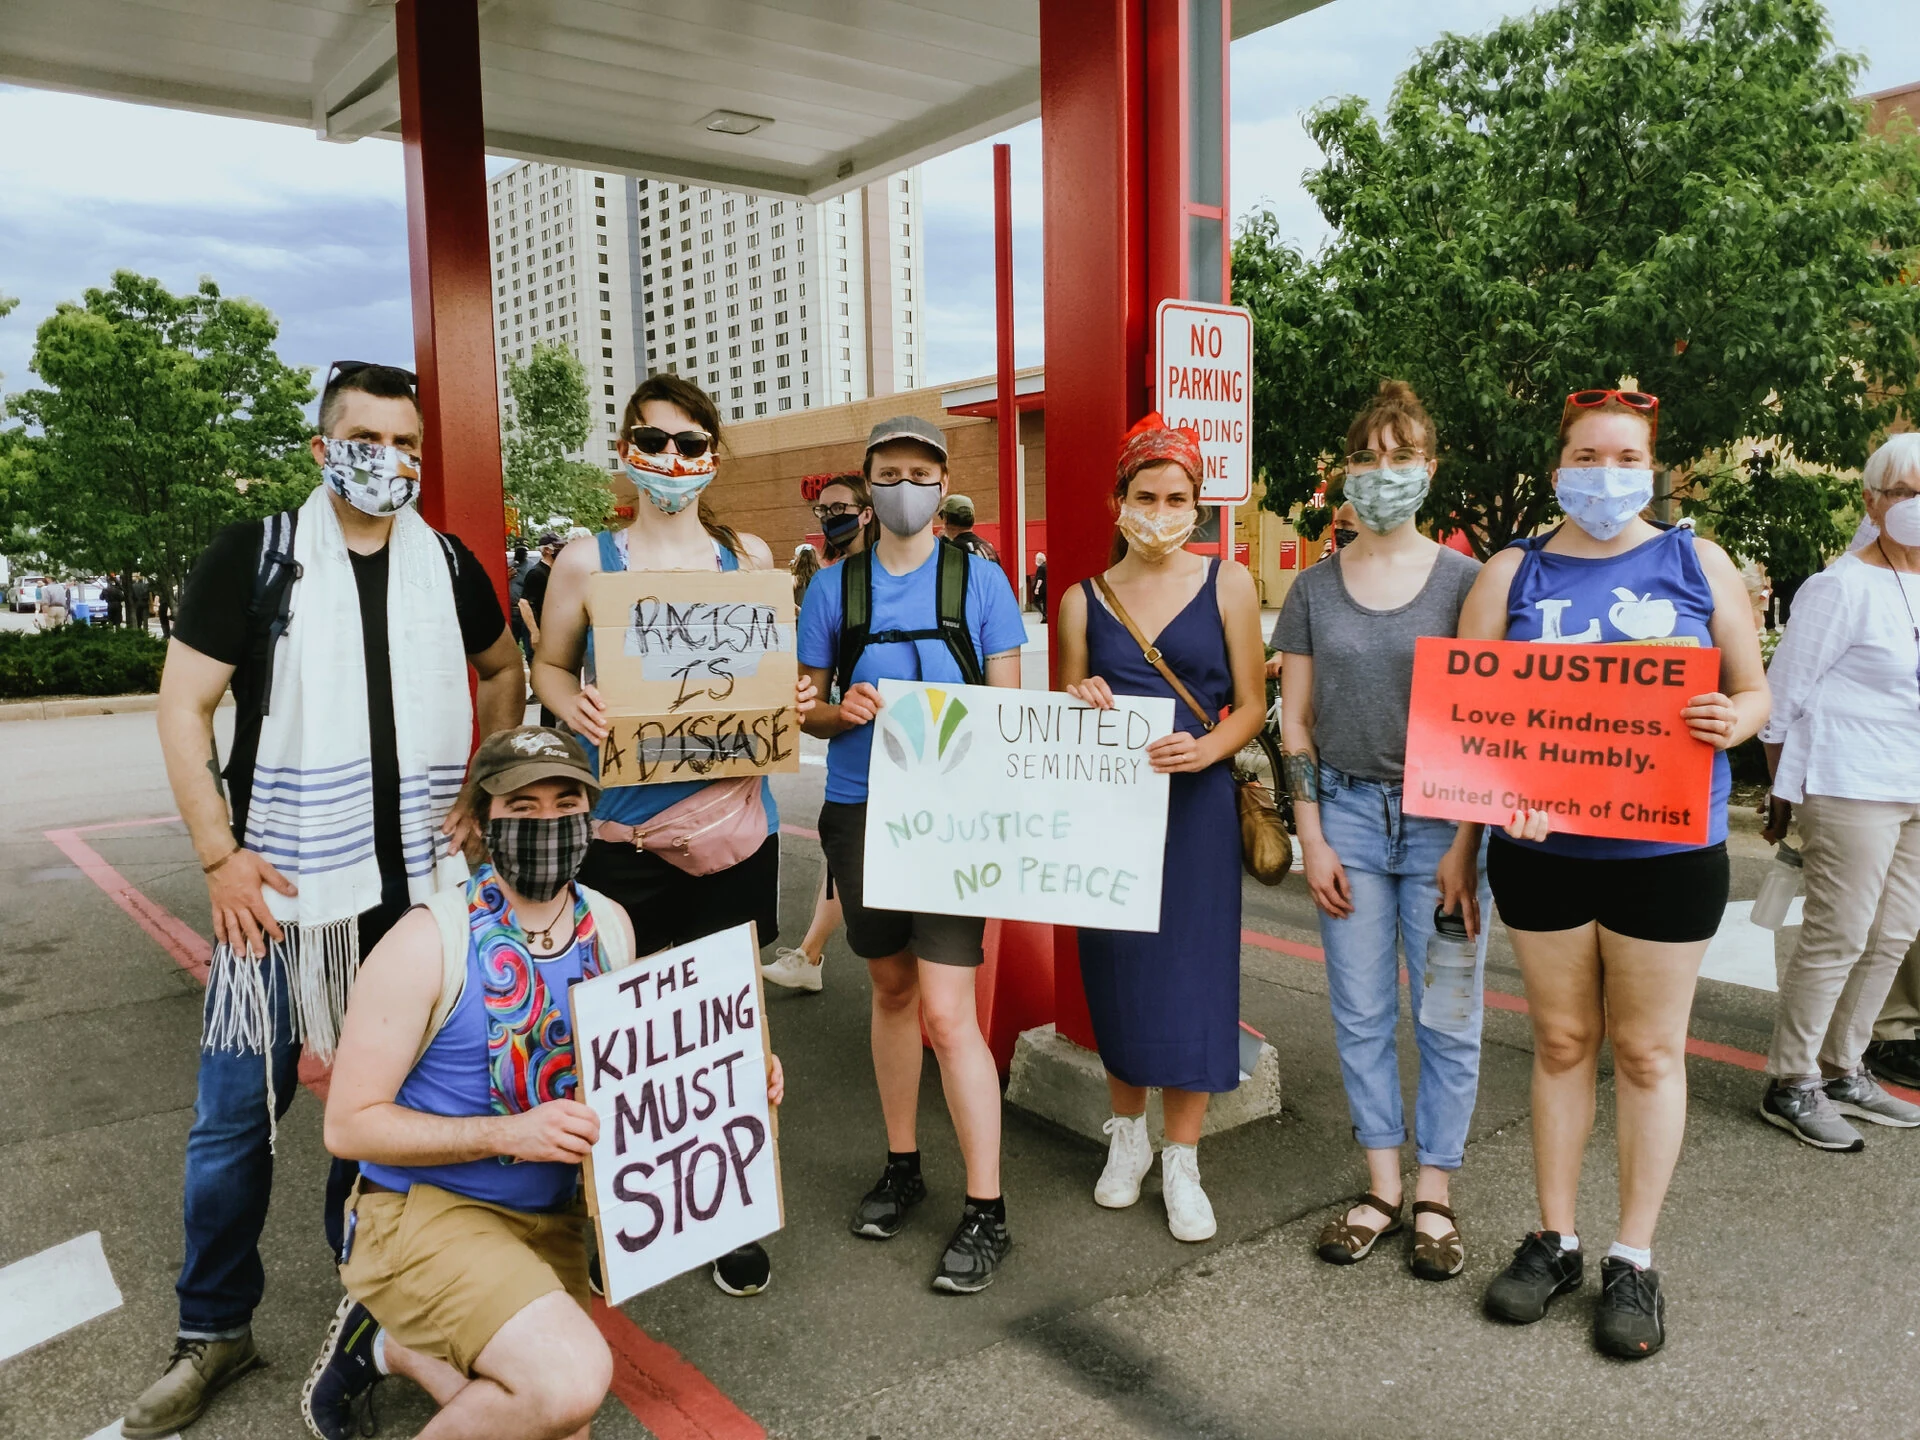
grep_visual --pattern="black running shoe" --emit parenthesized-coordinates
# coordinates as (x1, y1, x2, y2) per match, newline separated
(931, 1205, 1011, 1294)
(1864, 1038, 1920, 1091)
(710, 1241, 772, 1297)
(851, 1160, 927, 1240)
(1594, 1257, 1665, 1359)
(1484, 1231, 1583, 1324)
(301, 1296, 383, 1440)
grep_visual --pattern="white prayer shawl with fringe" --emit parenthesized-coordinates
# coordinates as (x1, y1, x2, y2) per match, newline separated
(204, 485, 473, 1087)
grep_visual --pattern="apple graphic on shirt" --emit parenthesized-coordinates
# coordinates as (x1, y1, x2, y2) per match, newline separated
(1608, 587, 1677, 640)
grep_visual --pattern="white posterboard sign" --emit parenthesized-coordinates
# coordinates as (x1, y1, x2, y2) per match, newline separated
(1154, 298, 1254, 504)
(862, 680, 1174, 931)
(570, 922, 781, 1305)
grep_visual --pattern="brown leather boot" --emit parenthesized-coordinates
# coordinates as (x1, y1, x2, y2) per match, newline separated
(122, 1333, 264, 1437)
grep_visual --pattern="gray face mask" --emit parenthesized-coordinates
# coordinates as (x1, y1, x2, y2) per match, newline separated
(870, 480, 944, 537)
(1345, 462, 1430, 535)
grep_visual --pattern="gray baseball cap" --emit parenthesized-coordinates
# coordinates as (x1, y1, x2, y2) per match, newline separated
(865, 414, 948, 462)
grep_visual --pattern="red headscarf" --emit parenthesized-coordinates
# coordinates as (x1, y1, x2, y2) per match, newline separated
(1116, 412, 1203, 489)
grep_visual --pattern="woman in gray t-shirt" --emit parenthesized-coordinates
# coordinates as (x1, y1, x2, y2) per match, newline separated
(1272, 380, 1489, 1283)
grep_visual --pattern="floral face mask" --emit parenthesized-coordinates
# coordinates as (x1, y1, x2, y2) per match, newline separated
(321, 439, 420, 516)
(1117, 504, 1198, 560)
(624, 447, 717, 515)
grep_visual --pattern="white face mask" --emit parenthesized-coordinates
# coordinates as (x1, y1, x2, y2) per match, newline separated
(1882, 496, 1920, 547)
(1555, 465, 1654, 542)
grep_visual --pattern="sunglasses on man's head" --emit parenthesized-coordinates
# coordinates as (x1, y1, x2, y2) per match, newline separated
(323, 359, 418, 393)
(628, 426, 713, 458)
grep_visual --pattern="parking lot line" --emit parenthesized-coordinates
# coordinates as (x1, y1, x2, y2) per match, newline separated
(0, 1232, 122, 1363)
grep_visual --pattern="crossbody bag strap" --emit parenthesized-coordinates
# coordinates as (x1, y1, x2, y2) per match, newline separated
(1091, 574, 1216, 733)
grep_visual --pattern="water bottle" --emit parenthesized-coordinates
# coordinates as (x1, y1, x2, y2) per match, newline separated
(1750, 842, 1804, 931)
(1419, 907, 1479, 1035)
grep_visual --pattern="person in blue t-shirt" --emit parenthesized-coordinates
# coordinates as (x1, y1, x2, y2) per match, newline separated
(797, 414, 1028, 1295)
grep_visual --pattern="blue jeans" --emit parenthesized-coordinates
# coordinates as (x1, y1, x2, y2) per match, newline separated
(1315, 763, 1491, 1170)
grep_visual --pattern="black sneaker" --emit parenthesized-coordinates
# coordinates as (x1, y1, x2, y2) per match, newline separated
(1484, 1231, 1583, 1324)
(931, 1205, 1011, 1294)
(851, 1160, 927, 1240)
(710, 1241, 772, 1297)
(301, 1296, 383, 1440)
(1864, 1038, 1920, 1090)
(1594, 1257, 1665, 1359)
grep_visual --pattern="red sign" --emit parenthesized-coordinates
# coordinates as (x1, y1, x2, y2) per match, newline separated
(1403, 638, 1720, 844)
(1278, 539, 1299, 569)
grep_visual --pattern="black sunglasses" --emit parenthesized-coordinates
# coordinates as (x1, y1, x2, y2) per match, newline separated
(323, 359, 418, 394)
(628, 426, 713, 459)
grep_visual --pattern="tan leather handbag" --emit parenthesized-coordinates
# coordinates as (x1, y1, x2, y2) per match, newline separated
(1092, 575, 1292, 886)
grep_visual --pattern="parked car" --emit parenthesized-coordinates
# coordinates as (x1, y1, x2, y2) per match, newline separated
(11, 576, 47, 613)
(67, 582, 107, 624)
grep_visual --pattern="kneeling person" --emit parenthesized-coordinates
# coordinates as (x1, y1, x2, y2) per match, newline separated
(307, 727, 782, 1439)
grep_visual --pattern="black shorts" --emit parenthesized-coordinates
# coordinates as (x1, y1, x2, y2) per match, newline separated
(577, 831, 780, 955)
(1487, 837, 1729, 944)
(816, 802, 986, 967)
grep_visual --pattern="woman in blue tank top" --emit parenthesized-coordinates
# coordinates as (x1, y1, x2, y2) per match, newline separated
(527, 375, 815, 1299)
(1456, 390, 1768, 1360)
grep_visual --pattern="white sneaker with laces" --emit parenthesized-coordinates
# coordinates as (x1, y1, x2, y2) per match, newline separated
(1094, 1113, 1153, 1208)
(1160, 1143, 1217, 1242)
(760, 947, 823, 993)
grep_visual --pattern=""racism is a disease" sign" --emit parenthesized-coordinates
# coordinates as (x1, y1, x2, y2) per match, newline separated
(1403, 637, 1720, 844)
(569, 922, 781, 1305)
(863, 679, 1174, 930)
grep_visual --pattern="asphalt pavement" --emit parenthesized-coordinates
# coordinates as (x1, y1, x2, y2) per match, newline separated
(1, 705, 1916, 1440)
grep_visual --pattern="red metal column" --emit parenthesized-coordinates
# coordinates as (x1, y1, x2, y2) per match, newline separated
(992, 143, 1021, 599)
(394, 0, 508, 607)
(1040, 0, 1149, 1049)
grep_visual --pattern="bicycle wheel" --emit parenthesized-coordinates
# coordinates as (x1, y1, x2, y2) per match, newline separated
(1233, 728, 1294, 834)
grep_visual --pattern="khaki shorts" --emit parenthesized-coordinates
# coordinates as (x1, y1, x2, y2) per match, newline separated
(340, 1181, 591, 1375)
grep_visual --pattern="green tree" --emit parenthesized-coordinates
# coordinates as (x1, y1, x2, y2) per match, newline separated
(1681, 448, 1856, 579)
(3, 272, 316, 606)
(1235, 0, 1920, 555)
(502, 342, 612, 534)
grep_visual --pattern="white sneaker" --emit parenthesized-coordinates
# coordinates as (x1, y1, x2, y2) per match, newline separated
(761, 947, 823, 992)
(1160, 1143, 1217, 1242)
(1093, 1113, 1153, 1208)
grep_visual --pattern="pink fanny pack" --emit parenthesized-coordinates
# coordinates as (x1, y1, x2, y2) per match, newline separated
(593, 777, 767, 876)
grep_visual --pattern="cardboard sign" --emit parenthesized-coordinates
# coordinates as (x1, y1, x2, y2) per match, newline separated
(863, 679, 1174, 930)
(1403, 637, 1721, 844)
(1154, 298, 1253, 504)
(587, 570, 800, 786)
(570, 922, 781, 1306)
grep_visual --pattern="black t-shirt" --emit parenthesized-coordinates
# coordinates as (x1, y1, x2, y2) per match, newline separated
(519, 560, 552, 626)
(949, 529, 1001, 564)
(175, 516, 507, 902)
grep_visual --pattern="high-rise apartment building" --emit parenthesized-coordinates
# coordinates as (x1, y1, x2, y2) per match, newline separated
(488, 160, 924, 469)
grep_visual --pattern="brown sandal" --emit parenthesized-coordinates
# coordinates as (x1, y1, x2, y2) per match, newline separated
(1316, 1192, 1404, 1265)
(1408, 1200, 1464, 1281)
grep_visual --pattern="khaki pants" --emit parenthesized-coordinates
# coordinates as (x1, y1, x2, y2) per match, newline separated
(1770, 793, 1920, 1078)
(1873, 933, 1920, 1042)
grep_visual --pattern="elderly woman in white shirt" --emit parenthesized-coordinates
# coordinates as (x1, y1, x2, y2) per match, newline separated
(1760, 432, 1920, 1150)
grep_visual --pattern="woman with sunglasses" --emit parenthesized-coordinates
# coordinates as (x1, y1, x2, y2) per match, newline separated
(762, 472, 873, 994)
(1757, 433, 1920, 1147)
(1456, 388, 1768, 1359)
(530, 373, 814, 1300)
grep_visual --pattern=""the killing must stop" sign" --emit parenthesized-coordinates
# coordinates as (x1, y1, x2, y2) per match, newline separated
(1155, 298, 1253, 505)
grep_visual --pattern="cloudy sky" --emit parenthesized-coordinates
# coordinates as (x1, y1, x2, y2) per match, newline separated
(1, 0, 1914, 407)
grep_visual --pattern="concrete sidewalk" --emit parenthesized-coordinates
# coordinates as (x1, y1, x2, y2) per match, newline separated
(1, 710, 1915, 1439)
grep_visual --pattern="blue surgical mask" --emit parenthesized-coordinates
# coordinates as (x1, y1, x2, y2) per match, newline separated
(1556, 466, 1654, 542)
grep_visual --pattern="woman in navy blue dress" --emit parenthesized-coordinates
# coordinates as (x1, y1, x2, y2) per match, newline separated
(1056, 415, 1268, 1242)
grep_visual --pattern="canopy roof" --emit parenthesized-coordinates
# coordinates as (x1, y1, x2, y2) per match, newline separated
(2, 0, 1326, 201)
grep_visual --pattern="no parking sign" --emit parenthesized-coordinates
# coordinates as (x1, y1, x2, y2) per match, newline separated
(1155, 298, 1253, 505)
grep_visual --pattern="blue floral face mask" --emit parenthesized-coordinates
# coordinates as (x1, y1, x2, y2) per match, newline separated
(1556, 466, 1654, 541)
(623, 447, 717, 515)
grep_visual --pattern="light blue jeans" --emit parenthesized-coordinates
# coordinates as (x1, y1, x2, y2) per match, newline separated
(1316, 762, 1491, 1170)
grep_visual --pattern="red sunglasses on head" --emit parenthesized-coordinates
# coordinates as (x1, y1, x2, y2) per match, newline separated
(1565, 388, 1659, 415)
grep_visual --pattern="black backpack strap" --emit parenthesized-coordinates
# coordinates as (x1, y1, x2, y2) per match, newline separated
(934, 538, 983, 686)
(251, 510, 302, 716)
(835, 549, 872, 699)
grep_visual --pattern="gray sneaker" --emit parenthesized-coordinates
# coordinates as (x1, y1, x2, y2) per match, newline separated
(1760, 1078, 1866, 1151)
(1825, 1066, 1920, 1128)
(122, 1333, 264, 1438)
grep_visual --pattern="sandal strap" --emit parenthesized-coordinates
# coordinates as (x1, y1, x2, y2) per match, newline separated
(1411, 1200, 1456, 1223)
(1356, 1192, 1402, 1219)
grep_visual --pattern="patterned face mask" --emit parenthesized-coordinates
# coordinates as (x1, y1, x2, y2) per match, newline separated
(486, 813, 591, 902)
(1346, 462, 1431, 535)
(624, 446, 717, 515)
(1556, 465, 1654, 542)
(1117, 504, 1198, 560)
(321, 438, 421, 516)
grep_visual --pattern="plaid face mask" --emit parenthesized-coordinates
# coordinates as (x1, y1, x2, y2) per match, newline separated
(485, 813, 591, 902)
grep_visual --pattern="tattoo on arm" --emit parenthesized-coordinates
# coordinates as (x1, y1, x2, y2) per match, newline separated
(1283, 751, 1319, 803)
(207, 740, 226, 801)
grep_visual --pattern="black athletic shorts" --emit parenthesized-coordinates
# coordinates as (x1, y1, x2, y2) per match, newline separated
(1487, 836, 1729, 944)
(577, 831, 780, 955)
(816, 801, 985, 966)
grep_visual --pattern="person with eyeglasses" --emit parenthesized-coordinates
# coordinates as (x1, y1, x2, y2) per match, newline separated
(796, 415, 1028, 1294)
(134, 361, 526, 1438)
(1272, 381, 1489, 1282)
(1753, 432, 1920, 1149)
(528, 373, 813, 1301)
(1455, 387, 1769, 1359)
